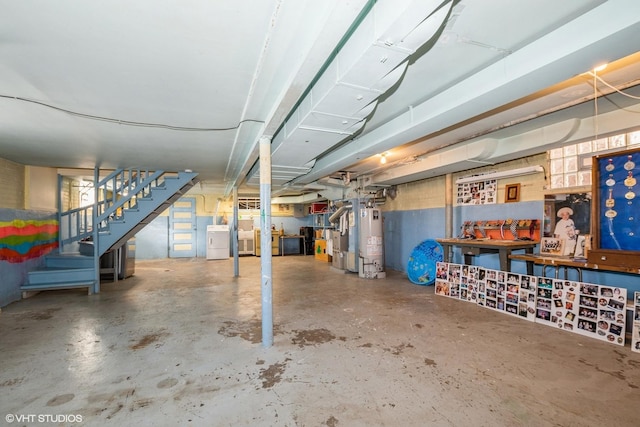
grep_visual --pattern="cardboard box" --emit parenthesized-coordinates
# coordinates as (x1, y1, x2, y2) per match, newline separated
(314, 239, 330, 262)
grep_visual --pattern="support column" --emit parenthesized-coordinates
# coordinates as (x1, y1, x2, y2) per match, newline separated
(93, 166, 100, 294)
(233, 186, 239, 278)
(445, 173, 453, 238)
(57, 173, 62, 250)
(259, 136, 273, 348)
(445, 173, 453, 261)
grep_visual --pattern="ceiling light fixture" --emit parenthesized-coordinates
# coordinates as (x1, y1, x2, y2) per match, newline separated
(380, 153, 387, 164)
(593, 63, 608, 73)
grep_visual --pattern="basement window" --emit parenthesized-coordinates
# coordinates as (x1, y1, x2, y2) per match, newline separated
(238, 197, 260, 210)
(548, 130, 640, 190)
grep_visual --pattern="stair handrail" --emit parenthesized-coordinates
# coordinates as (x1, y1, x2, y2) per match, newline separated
(96, 168, 149, 198)
(96, 170, 165, 224)
(58, 168, 165, 250)
(59, 205, 93, 246)
(94, 168, 125, 221)
(58, 168, 195, 257)
(95, 168, 146, 220)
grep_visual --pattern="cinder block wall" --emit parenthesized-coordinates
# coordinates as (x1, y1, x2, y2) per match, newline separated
(0, 157, 25, 210)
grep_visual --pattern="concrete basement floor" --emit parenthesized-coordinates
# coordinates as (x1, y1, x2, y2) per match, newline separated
(1, 256, 639, 427)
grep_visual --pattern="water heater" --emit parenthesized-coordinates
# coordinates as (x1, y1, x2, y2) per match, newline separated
(358, 206, 385, 279)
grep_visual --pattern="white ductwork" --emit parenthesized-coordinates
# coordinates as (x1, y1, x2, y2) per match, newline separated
(271, 192, 327, 205)
(371, 118, 583, 186)
(296, 2, 640, 187)
(329, 204, 352, 224)
(249, 0, 454, 186)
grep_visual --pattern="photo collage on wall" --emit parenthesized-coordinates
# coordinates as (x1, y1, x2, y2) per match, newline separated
(456, 179, 497, 205)
(435, 262, 627, 347)
(633, 292, 640, 353)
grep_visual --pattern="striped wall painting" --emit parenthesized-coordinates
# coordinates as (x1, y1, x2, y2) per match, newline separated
(0, 219, 58, 263)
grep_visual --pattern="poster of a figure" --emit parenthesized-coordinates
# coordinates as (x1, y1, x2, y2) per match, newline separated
(543, 193, 591, 256)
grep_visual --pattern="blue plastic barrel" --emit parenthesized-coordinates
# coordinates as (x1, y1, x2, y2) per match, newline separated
(407, 239, 444, 285)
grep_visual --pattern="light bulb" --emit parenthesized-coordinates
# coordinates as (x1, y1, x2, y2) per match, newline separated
(593, 63, 607, 73)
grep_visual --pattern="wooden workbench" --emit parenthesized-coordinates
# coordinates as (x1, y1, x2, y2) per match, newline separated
(509, 253, 640, 281)
(437, 238, 538, 273)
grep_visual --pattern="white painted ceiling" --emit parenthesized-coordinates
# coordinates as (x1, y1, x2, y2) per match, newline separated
(1, 0, 640, 199)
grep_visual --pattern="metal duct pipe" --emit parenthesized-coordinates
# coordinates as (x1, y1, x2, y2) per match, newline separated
(329, 204, 352, 223)
(445, 173, 453, 238)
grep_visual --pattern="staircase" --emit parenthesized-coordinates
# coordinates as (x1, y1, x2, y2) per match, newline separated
(22, 168, 199, 295)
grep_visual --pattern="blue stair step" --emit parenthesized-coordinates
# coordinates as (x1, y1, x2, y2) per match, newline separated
(27, 267, 95, 285)
(21, 280, 95, 293)
(41, 170, 199, 296)
(45, 254, 94, 269)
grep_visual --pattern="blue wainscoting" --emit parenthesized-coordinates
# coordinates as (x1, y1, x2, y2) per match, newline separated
(135, 215, 315, 260)
(383, 208, 445, 272)
(383, 202, 640, 295)
(135, 216, 169, 259)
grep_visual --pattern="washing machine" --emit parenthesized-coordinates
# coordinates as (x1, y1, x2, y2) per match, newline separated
(206, 225, 230, 260)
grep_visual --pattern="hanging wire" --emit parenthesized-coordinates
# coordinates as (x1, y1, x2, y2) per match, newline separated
(593, 71, 599, 141)
(587, 69, 640, 142)
(589, 72, 640, 100)
(0, 94, 265, 131)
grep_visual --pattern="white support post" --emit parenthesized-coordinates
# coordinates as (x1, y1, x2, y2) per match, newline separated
(259, 136, 273, 348)
(93, 167, 100, 294)
(233, 186, 239, 278)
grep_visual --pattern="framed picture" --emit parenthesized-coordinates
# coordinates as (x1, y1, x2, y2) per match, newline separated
(543, 193, 591, 238)
(505, 183, 520, 203)
(573, 234, 590, 259)
(539, 237, 565, 256)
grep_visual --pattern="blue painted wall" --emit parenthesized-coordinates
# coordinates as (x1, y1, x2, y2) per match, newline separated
(135, 214, 314, 259)
(383, 208, 445, 272)
(135, 216, 169, 259)
(272, 216, 315, 254)
(383, 201, 640, 295)
(196, 216, 214, 257)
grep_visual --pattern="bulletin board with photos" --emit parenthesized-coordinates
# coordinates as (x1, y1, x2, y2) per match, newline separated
(435, 263, 538, 323)
(435, 261, 628, 348)
(591, 147, 640, 260)
(456, 179, 497, 205)
(533, 278, 627, 346)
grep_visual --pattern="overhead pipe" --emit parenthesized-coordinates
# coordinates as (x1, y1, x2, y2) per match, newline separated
(250, 0, 455, 186)
(298, 1, 640, 186)
(329, 204, 352, 224)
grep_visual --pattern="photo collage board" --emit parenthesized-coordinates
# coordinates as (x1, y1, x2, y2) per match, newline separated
(435, 262, 537, 322)
(435, 262, 628, 347)
(456, 179, 497, 205)
(534, 278, 627, 346)
(633, 292, 640, 353)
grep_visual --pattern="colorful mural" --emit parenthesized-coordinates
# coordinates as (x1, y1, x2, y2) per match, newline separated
(0, 219, 58, 263)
